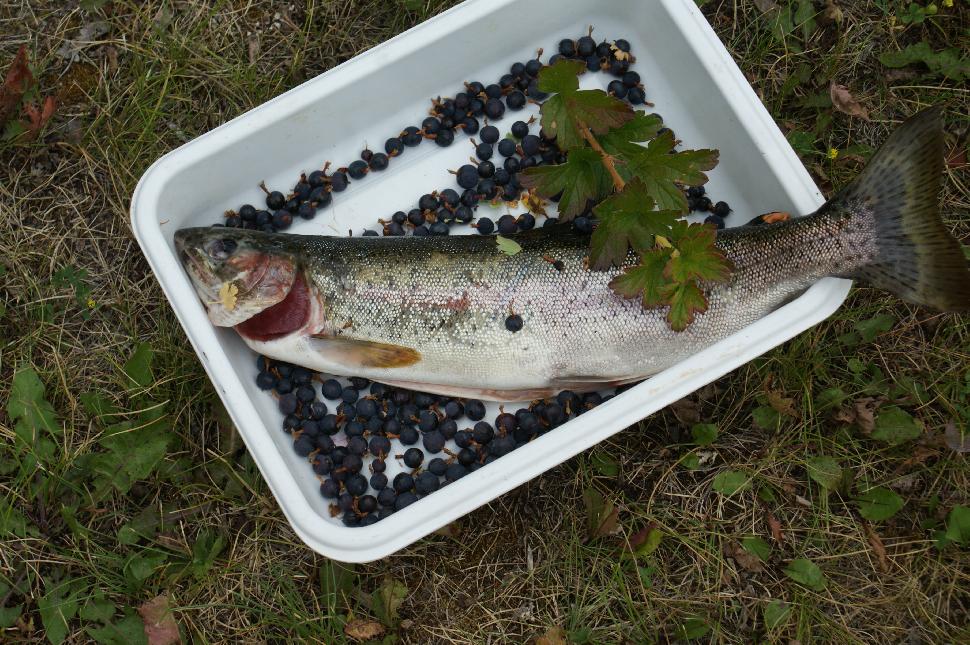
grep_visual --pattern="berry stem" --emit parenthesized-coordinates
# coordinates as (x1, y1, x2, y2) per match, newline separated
(576, 118, 625, 191)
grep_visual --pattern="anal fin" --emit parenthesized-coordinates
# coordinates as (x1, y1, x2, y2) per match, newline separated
(309, 334, 421, 369)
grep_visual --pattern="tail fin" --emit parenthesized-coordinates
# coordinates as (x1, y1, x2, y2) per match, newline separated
(824, 107, 969, 312)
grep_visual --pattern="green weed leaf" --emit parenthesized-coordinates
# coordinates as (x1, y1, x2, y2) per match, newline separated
(741, 536, 772, 561)
(124, 551, 168, 589)
(583, 488, 619, 540)
(7, 367, 60, 460)
(943, 505, 970, 546)
(0, 604, 22, 629)
(81, 392, 119, 420)
(372, 577, 407, 627)
(590, 450, 619, 477)
(189, 529, 226, 580)
(854, 486, 904, 521)
(783, 558, 826, 591)
(763, 600, 791, 631)
(86, 611, 147, 645)
(712, 470, 750, 496)
(90, 421, 171, 496)
(806, 456, 843, 490)
(871, 406, 922, 445)
(123, 342, 154, 390)
(39, 579, 81, 645)
(53, 266, 95, 319)
(675, 617, 710, 640)
(691, 423, 718, 446)
(680, 453, 701, 470)
(879, 42, 969, 81)
(752, 405, 782, 430)
(520, 147, 613, 220)
(79, 589, 116, 623)
(854, 314, 894, 342)
(320, 560, 356, 612)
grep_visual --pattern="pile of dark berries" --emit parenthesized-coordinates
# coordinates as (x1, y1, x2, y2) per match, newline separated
(255, 355, 615, 527)
(212, 31, 736, 238)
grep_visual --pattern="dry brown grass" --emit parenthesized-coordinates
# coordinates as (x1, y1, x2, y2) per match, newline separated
(1, 1, 968, 643)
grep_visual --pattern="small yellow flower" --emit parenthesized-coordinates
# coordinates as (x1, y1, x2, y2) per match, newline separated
(828, 148, 839, 160)
(86, 298, 96, 309)
(942, 0, 952, 8)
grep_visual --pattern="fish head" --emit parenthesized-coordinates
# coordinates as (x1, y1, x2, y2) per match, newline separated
(174, 227, 299, 326)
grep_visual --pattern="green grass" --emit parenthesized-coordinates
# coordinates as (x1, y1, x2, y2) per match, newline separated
(1, 0, 969, 643)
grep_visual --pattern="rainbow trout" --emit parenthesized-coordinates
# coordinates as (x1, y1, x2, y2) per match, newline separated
(175, 108, 969, 400)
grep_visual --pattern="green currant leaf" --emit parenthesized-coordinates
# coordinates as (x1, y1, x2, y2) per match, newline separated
(495, 235, 522, 256)
(608, 250, 673, 309)
(664, 221, 733, 284)
(536, 59, 584, 94)
(537, 60, 634, 151)
(599, 111, 664, 151)
(663, 279, 709, 332)
(617, 130, 719, 211)
(589, 179, 678, 269)
(520, 148, 612, 220)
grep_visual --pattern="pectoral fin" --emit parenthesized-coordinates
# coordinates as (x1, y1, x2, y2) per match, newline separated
(309, 335, 421, 369)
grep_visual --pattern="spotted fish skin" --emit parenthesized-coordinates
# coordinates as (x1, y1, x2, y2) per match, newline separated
(174, 108, 968, 400)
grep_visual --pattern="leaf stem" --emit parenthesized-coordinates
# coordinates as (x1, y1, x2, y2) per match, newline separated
(576, 119, 625, 191)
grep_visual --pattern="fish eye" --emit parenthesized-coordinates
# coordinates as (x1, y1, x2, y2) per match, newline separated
(206, 238, 238, 260)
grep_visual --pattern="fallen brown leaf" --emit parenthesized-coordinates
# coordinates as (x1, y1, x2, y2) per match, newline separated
(835, 397, 880, 433)
(766, 512, 785, 545)
(1, 46, 31, 124)
(247, 34, 260, 65)
(535, 626, 567, 645)
(946, 146, 967, 170)
(830, 82, 870, 120)
(753, 0, 780, 12)
(864, 523, 889, 573)
(624, 521, 659, 552)
(668, 397, 701, 425)
(944, 422, 970, 453)
(885, 68, 919, 82)
(725, 541, 764, 573)
(433, 521, 462, 538)
(22, 95, 56, 140)
(823, 0, 843, 23)
(138, 595, 180, 645)
(344, 619, 385, 642)
(767, 389, 797, 417)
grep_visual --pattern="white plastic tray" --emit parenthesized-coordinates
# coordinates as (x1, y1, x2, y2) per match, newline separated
(130, 0, 850, 562)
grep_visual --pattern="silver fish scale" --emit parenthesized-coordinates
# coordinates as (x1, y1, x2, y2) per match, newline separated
(294, 209, 868, 392)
